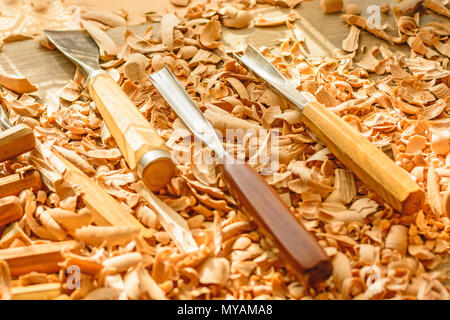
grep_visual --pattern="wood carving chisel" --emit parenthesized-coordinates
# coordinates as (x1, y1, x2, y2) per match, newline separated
(44, 30, 175, 191)
(234, 45, 425, 215)
(149, 66, 332, 285)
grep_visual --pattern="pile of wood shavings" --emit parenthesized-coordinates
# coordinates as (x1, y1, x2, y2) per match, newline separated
(0, 0, 449, 300)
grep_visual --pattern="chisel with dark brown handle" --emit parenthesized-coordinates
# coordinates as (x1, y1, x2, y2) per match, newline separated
(44, 30, 175, 191)
(149, 67, 332, 285)
(234, 45, 425, 215)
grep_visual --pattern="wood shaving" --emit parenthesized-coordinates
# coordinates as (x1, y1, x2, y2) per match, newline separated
(81, 19, 118, 57)
(385, 225, 408, 255)
(320, 0, 343, 14)
(198, 257, 230, 285)
(0, 72, 37, 94)
(199, 20, 222, 49)
(160, 14, 179, 51)
(218, 6, 253, 29)
(254, 12, 297, 27)
(425, 0, 450, 18)
(170, 0, 191, 7)
(342, 25, 361, 52)
(80, 8, 127, 27)
(394, 0, 423, 16)
(344, 3, 360, 15)
(342, 14, 407, 44)
(73, 225, 140, 247)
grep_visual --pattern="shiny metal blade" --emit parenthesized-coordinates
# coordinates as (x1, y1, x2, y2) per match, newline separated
(233, 44, 315, 111)
(148, 66, 227, 158)
(44, 30, 101, 76)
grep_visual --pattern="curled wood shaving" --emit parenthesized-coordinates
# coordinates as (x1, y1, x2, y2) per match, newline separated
(218, 6, 253, 29)
(81, 19, 117, 57)
(160, 14, 179, 51)
(103, 252, 144, 273)
(52, 145, 95, 174)
(198, 257, 230, 285)
(431, 131, 450, 155)
(385, 225, 408, 255)
(123, 53, 148, 82)
(0, 72, 37, 94)
(170, 0, 191, 7)
(200, 20, 222, 49)
(136, 266, 167, 300)
(254, 12, 297, 27)
(80, 8, 126, 27)
(394, 0, 423, 16)
(83, 287, 122, 300)
(327, 169, 356, 204)
(425, 0, 450, 18)
(342, 25, 360, 52)
(36, 206, 67, 241)
(331, 252, 351, 291)
(320, 0, 343, 14)
(342, 14, 407, 44)
(47, 208, 93, 231)
(427, 164, 443, 217)
(73, 225, 140, 247)
(345, 3, 360, 15)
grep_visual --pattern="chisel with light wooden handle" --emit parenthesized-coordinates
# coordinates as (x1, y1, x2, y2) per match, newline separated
(149, 67, 332, 285)
(234, 45, 425, 215)
(44, 30, 175, 191)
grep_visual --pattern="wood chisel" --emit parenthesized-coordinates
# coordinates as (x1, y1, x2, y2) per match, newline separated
(149, 66, 332, 285)
(44, 30, 176, 191)
(234, 45, 425, 215)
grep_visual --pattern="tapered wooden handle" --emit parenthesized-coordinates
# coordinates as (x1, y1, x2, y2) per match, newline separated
(219, 162, 331, 284)
(301, 102, 425, 214)
(0, 124, 35, 162)
(88, 73, 175, 191)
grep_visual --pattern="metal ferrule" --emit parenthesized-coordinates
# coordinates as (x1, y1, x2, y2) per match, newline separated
(86, 69, 108, 86)
(136, 149, 172, 178)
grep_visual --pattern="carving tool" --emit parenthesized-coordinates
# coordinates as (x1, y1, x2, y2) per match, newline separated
(149, 67, 332, 285)
(44, 30, 175, 191)
(234, 45, 425, 215)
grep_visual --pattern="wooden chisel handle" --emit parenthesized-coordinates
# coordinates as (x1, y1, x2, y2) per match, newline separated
(301, 102, 425, 214)
(219, 162, 332, 285)
(88, 73, 175, 191)
(0, 124, 35, 162)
